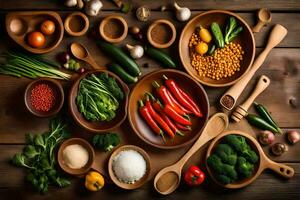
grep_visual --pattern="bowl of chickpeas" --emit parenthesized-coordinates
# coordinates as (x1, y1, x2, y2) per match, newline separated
(179, 10, 255, 87)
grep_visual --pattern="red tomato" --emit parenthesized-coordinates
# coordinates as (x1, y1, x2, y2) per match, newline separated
(27, 31, 45, 48)
(40, 20, 55, 35)
(184, 166, 205, 186)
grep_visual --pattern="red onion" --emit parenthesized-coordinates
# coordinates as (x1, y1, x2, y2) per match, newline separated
(287, 130, 300, 144)
(258, 130, 275, 146)
(57, 52, 70, 64)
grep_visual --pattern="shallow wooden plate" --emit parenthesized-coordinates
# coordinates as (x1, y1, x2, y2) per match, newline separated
(5, 11, 64, 54)
(179, 10, 255, 87)
(128, 69, 209, 149)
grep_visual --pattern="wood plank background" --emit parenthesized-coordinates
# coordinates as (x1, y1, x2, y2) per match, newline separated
(0, 0, 299, 199)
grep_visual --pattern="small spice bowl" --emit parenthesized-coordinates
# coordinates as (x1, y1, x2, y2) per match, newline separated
(57, 138, 95, 176)
(108, 145, 151, 190)
(99, 15, 128, 43)
(147, 19, 176, 49)
(64, 12, 89, 37)
(24, 78, 64, 117)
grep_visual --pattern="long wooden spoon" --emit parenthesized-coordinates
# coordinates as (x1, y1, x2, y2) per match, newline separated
(70, 42, 105, 70)
(220, 24, 287, 110)
(153, 113, 229, 195)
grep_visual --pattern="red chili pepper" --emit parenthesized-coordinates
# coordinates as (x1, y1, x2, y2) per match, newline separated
(184, 166, 205, 186)
(147, 93, 184, 137)
(164, 104, 192, 126)
(144, 96, 175, 138)
(163, 75, 202, 117)
(166, 90, 192, 114)
(152, 81, 187, 116)
(138, 100, 165, 141)
(175, 122, 192, 131)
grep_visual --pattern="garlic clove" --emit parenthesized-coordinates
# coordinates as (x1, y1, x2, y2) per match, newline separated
(85, 0, 103, 16)
(174, 2, 191, 22)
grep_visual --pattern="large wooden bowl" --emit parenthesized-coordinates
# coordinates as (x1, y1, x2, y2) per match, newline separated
(206, 130, 295, 189)
(69, 70, 129, 133)
(179, 10, 255, 87)
(128, 69, 209, 149)
(6, 11, 64, 54)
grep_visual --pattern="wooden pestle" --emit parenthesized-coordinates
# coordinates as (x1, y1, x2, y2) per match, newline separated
(220, 24, 288, 110)
(231, 75, 270, 122)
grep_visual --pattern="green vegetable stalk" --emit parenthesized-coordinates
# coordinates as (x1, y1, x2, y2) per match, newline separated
(224, 17, 243, 44)
(92, 133, 120, 151)
(11, 117, 71, 194)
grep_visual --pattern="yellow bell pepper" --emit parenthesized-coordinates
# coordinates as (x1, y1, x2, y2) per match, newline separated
(85, 171, 105, 191)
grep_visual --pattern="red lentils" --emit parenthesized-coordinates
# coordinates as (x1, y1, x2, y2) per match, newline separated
(30, 84, 55, 112)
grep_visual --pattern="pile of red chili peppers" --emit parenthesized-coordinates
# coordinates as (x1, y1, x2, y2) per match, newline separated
(138, 75, 202, 140)
(30, 83, 55, 112)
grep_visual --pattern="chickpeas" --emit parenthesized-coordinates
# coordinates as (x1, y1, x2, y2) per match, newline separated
(189, 34, 244, 80)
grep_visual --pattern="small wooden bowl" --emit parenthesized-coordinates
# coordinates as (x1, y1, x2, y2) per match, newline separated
(69, 70, 129, 133)
(206, 130, 294, 189)
(179, 10, 255, 87)
(24, 78, 64, 117)
(147, 19, 176, 49)
(5, 11, 64, 54)
(64, 12, 89, 37)
(99, 15, 128, 43)
(128, 69, 209, 149)
(57, 138, 95, 176)
(108, 145, 151, 190)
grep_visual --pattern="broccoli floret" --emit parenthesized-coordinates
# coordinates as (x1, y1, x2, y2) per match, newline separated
(237, 157, 254, 178)
(207, 154, 223, 174)
(215, 144, 237, 165)
(224, 135, 259, 164)
(92, 133, 120, 151)
(218, 175, 231, 185)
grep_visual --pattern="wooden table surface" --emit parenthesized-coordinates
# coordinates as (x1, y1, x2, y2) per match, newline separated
(0, 0, 299, 199)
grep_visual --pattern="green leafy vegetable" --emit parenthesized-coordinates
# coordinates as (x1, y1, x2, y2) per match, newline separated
(224, 17, 243, 44)
(11, 117, 71, 194)
(0, 51, 71, 80)
(92, 132, 120, 151)
(76, 73, 124, 122)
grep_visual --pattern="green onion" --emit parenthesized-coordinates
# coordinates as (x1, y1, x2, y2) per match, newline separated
(0, 51, 72, 80)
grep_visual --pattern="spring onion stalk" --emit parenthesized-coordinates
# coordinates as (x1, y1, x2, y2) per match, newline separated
(0, 51, 72, 80)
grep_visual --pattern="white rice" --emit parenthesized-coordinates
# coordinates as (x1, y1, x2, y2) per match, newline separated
(112, 150, 147, 184)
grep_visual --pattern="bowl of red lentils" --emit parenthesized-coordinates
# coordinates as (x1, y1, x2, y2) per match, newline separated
(24, 78, 64, 117)
(179, 10, 255, 87)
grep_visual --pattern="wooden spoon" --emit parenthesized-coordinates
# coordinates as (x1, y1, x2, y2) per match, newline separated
(220, 24, 287, 110)
(206, 130, 294, 189)
(252, 9, 272, 33)
(231, 75, 270, 122)
(153, 113, 229, 195)
(70, 42, 105, 70)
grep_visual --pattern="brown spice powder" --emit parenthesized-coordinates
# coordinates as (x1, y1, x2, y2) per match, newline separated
(151, 24, 172, 44)
(221, 95, 234, 109)
(103, 19, 124, 39)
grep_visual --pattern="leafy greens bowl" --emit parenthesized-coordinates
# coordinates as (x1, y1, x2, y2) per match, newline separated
(69, 70, 129, 133)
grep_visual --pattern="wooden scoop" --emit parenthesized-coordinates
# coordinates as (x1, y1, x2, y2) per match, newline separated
(206, 130, 294, 189)
(153, 113, 229, 195)
(70, 42, 105, 70)
(231, 75, 270, 122)
(220, 24, 287, 110)
(252, 9, 272, 33)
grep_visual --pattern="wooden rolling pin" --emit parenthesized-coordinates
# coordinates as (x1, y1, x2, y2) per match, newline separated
(220, 24, 288, 111)
(231, 75, 270, 122)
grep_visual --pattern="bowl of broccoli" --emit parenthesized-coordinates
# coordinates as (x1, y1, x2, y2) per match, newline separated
(206, 130, 260, 188)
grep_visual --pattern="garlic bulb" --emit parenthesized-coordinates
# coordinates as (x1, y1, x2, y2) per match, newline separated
(85, 0, 103, 16)
(65, 0, 78, 7)
(126, 44, 144, 59)
(174, 2, 191, 22)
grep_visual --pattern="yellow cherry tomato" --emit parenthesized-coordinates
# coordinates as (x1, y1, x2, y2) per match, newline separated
(195, 42, 208, 55)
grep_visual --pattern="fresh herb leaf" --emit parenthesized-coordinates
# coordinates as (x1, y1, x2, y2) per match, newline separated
(92, 132, 120, 151)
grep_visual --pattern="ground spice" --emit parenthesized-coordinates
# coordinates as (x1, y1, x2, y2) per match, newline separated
(221, 95, 234, 109)
(30, 83, 55, 112)
(104, 19, 124, 39)
(151, 24, 172, 44)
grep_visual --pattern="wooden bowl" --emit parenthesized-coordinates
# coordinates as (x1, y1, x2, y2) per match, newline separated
(99, 15, 128, 43)
(128, 69, 209, 149)
(108, 145, 151, 190)
(57, 138, 95, 176)
(206, 130, 294, 189)
(64, 12, 89, 37)
(6, 11, 64, 54)
(69, 70, 129, 133)
(24, 78, 64, 117)
(147, 19, 176, 49)
(179, 10, 255, 87)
